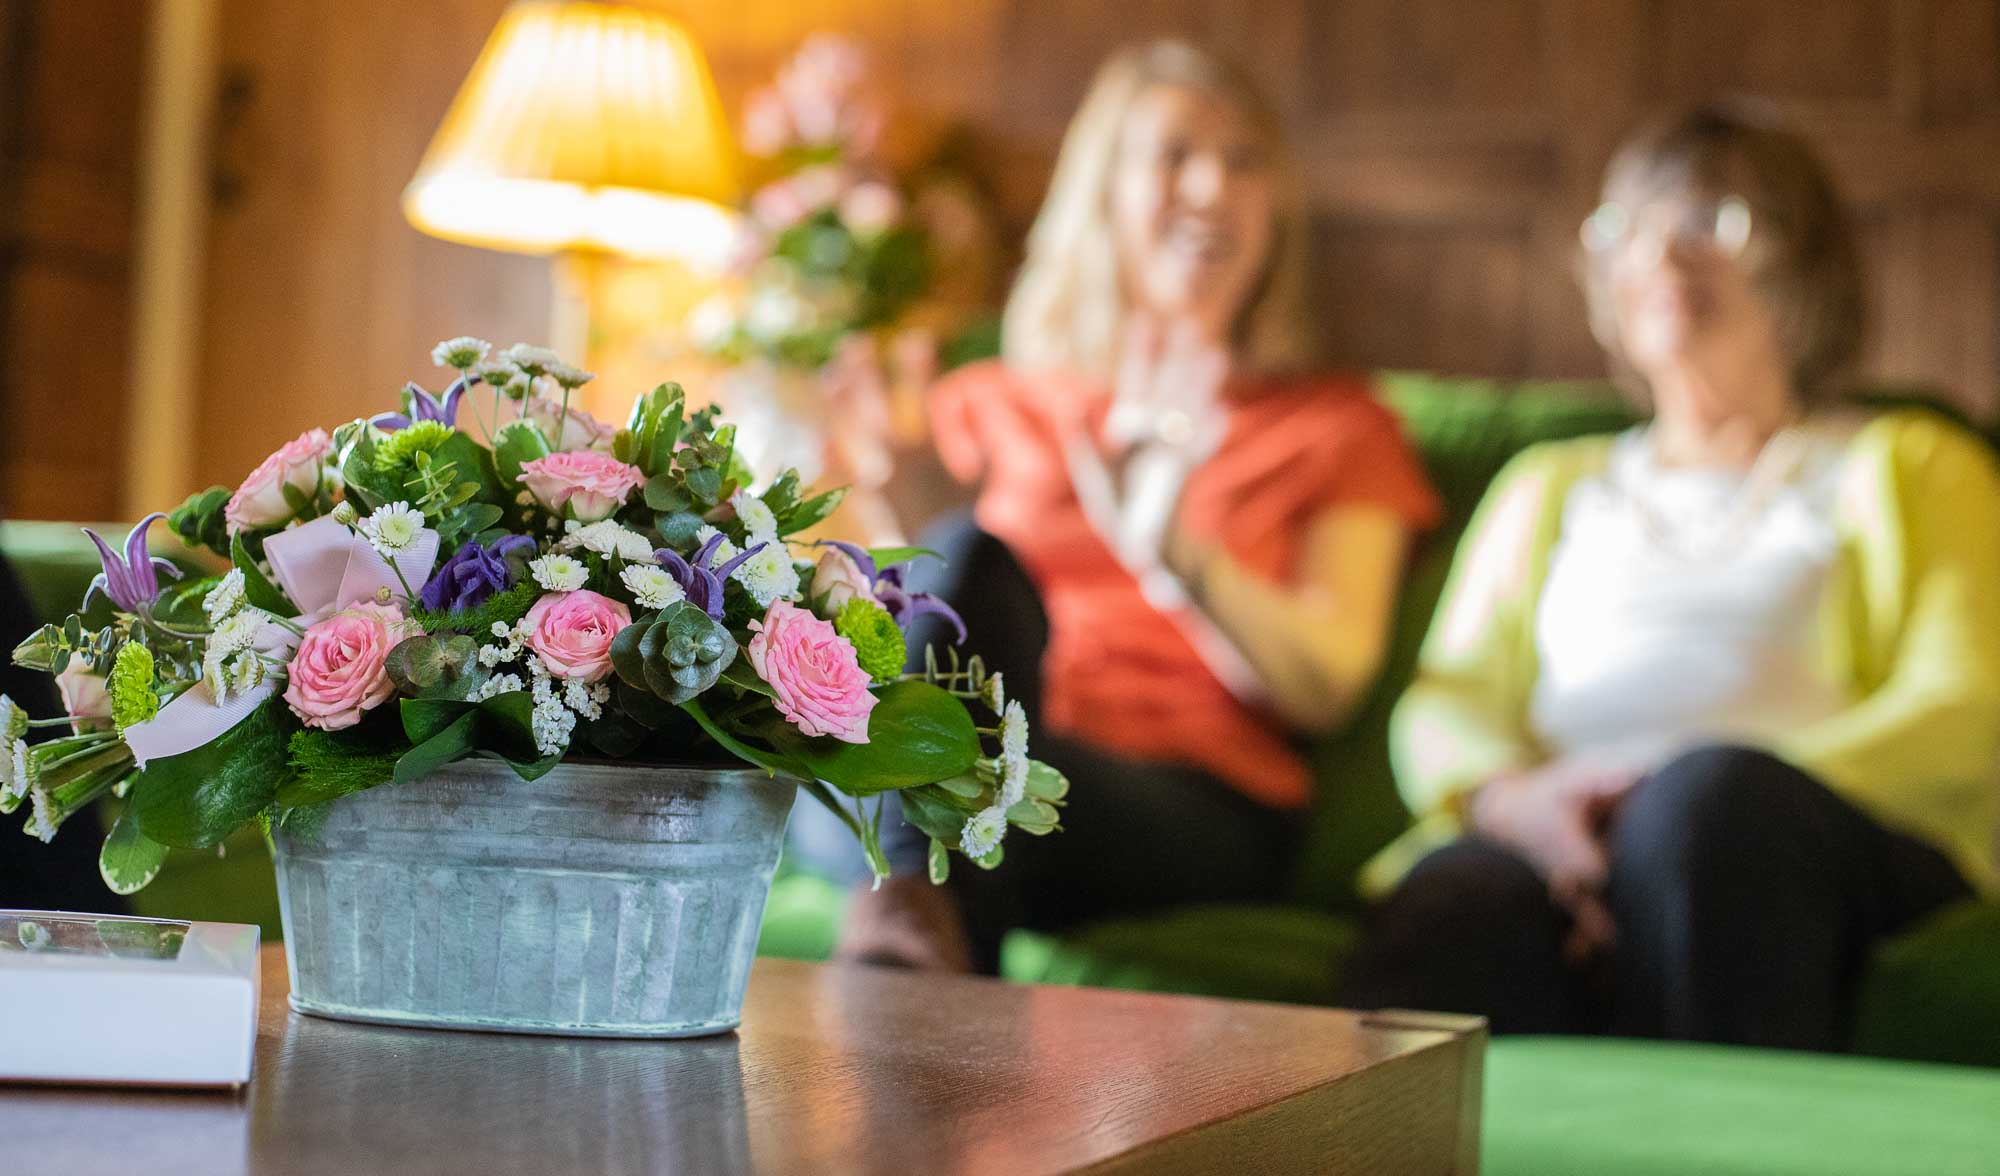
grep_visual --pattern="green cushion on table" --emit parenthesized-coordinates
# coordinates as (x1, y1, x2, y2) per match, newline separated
(1001, 904, 1355, 1006)
(1484, 1037, 2000, 1176)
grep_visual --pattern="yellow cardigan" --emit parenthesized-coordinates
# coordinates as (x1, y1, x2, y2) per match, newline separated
(1371, 409, 2000, 896)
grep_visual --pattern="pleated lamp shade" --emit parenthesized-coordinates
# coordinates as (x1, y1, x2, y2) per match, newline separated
(404, 1, 740, 265)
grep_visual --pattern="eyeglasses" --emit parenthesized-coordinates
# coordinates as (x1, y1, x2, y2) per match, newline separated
(1580, 194, 1754, 259)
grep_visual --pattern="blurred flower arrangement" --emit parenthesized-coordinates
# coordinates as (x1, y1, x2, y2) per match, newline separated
(2, 339, 1062, 894)
(684, 35, 1000, 486)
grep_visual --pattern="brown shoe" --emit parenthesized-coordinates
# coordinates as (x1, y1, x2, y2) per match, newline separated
(834, 873, 974, 972)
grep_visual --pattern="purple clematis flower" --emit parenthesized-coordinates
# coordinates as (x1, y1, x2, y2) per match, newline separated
(83, 513, 182, 613)
(419, 535, 536, 612)
(654, 532, 766, 619)
(819, 540, 965, 643)
(372, 377, 471, 433)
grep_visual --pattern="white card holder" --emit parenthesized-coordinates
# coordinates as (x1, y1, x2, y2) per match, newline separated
(0, 910, 260, 1088)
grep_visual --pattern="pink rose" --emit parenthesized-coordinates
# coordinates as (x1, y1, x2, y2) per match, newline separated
(519, 450, 645, 522)
(808, 547, 875, 620)
(524, 590, 631, 682)
(226, 428, 332, 533)
(56, 653, 111, 733)
(524, 394, 616, 452)
(283, 602, 402, 731)
(748, 600, 877, 743)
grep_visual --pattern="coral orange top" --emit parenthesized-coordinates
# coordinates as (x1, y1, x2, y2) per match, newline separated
(930, 361, 1441, 809)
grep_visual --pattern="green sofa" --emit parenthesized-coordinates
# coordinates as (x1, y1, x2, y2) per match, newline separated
(8, 373, 1999, 1173)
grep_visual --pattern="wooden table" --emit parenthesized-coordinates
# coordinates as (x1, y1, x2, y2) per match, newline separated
(9, 944, 1484, 1174)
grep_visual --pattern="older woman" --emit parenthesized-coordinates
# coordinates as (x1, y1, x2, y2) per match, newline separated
(1340, 104, 2000, 1050)
(804, 39, 1440, 972)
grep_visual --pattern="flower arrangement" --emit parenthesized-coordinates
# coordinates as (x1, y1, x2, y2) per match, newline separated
(2, 339, 1062, 894)
(684, 34, 1000, 485)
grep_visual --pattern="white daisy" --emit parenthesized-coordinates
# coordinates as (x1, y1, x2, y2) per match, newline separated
(733, 542, 800, 607)
(330, 500, 359, 527)
(0, 693, 26, 742)
(432, 336, 492, 370)
(359, 502, 425, 554)
(529, 553, 589, 592)
(203, 568, 247, 624)
(695, 525, 739, 563)
(980, 672, 1006, 714)
(546, 362, 595, 390)
(959, 804, 1007, 860)
(996, 700, 1030, 808)
(731, 490, 780, 546)
(500, 344, 562, 375)
(24, 786, 58, 843)
(621, 565, 687, 610)
(561, 520, 656, 563)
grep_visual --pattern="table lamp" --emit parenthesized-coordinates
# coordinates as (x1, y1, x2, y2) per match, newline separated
(403, 0, 740, 366)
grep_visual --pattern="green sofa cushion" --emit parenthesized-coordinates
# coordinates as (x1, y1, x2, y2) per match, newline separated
(1851, 901, 2000, 1067)
(1484, 1037, 2000, 1176)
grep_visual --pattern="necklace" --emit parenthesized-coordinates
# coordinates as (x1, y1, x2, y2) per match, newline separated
(1611, 418, 1814, 564)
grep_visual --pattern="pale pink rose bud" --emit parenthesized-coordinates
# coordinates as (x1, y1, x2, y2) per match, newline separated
(225, 428, 333, 533)
(523, 394, 616, 452)
(55, 653, 111, 733)
(740, 86, 792, 156)
(282, 602, 403, 731)
(523, 590, 631, 683)
(518, 451, 645, 523)
(809, 547, 875, 620)
(839, 181, 902, 236)
(747, 600, 877, 743)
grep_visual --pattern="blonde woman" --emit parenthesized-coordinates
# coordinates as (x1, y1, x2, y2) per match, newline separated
(804, 39, 1440, 971)
(1342, 105, 2000, 1050)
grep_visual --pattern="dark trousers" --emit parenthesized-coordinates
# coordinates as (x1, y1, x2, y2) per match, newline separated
(789, 515, 1300, 973)
(1338, 745, 1971, 1050)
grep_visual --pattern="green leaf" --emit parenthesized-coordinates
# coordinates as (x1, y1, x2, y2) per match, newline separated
(927, 837, 950, 885)
(392, 710, 478, 786)
(931, 772, 985, 801)
(168, 486, 233, 556)
(898, 783, 977, 842)
(618, 605, 737, 704)
(11, 623, 63, 673)
(492, 420, 552, 489)
(428, 431, 507, 505)
(656, 510, 707, 548)
(231, 532, 297, 617)
(100, 808, 171, 895)
(1005, 796, 1061, 834)
(385, 635, 481, 697)
(760, 470, 802, 519)
(1024, 760, 1070, 802)
(680, 697, 804, 779)
(684, 465, 722, 507)
(783, 487, 848, 534)
(130, 697, 291, 848)
(718, 658, 775, 697)
(643, 474, 691, 513)
(773, 681, 980, 797)
(866, 546, 941, 571)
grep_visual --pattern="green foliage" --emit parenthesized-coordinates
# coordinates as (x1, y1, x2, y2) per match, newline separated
(230, 533, 297, 616)
(610, 602, 738, 704)
(13, 613, 120, 675)
(765, 680, 979, 797)
(99, 807, 170, 895)
(129, 697, 292, 848)
(492, 419, 552, 488)
(617, 383, 687, 478)
(167, 486, 233, 557)
(108, 643, 159, 732)
(408, 578, 538, 635)
(384, 634, 483, 699)
(835, 599, 905, 683)
(394, 692, 556, 785)
(279, 726, 402, 807)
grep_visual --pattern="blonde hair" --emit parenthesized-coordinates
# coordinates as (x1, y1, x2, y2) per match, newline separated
(1579, 101, 1867, 404)
(1001, 39, 1317, 380)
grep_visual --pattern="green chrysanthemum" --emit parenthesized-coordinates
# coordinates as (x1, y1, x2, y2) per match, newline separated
(373, 420, 454, 475)
(108, 643, 159, 733)
(835, 598, 905, 684)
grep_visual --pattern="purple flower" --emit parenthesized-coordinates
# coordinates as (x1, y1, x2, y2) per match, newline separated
(654, 532, 766, 618)
(83, 513, 182, 614)
(372, 377, 470, 433)
(819, 540, 965, 642)
(418, 535, 536, 612)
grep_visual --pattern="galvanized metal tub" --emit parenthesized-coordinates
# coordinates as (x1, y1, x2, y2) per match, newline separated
(270, 759, 795, 1037)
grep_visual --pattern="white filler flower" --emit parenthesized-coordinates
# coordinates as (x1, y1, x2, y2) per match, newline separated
(431, 336, 491, 370)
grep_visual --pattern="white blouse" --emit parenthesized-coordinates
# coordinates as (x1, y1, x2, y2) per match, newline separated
(1528, 418, 1860, 775)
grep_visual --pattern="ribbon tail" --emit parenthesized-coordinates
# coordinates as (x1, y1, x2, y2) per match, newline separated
(121, 679, 278, 769)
